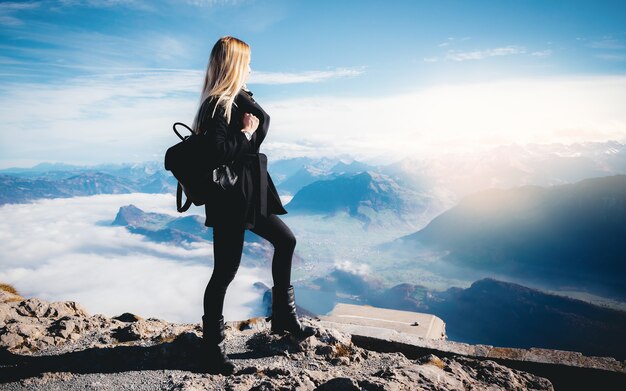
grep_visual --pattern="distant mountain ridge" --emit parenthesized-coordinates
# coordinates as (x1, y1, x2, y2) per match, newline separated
(277, 159, 376, 194)
(391, 174, 626, 299)
(3, 140, 625, 219)
(1, 172, 144, 205)
(284, 170, 441, 230)
(112, 205, 208, 246)
(0, 170, 176, 205)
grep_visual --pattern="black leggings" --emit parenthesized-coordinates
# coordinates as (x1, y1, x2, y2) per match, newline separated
(204, 213, 296, 317)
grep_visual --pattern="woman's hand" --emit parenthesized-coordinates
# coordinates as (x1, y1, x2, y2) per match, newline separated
(242, 112, 259, 134)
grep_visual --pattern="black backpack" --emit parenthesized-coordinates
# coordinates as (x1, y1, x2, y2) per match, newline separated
(164, 122, 216, 212)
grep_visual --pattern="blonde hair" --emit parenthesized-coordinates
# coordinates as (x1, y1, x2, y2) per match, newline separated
(192, 36, 251, 134)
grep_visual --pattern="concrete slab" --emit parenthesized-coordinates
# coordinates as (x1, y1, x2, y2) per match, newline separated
(318, 303, 446, 340)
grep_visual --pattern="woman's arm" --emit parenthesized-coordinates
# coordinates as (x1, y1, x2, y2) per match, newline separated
(239, 92, 269, 148)
(253, 113, 269, 148)
(205, 103, 253, 164)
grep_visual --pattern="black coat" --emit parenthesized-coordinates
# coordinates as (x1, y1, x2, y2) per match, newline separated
(198, 88, 287, 229)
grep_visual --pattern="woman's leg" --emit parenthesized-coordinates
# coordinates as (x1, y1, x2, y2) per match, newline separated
(249, 213, 296, 289)
(204, 221, 246, 317)
(251, 213, 315, 337)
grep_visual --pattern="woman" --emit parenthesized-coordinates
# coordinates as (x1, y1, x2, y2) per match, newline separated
(192, 36, 315, 375)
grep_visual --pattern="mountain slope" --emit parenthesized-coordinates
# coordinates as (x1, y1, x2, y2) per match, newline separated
(287, 171, 415, 220)
(424, 278, 626, 360)
(395, 175, 626, 298)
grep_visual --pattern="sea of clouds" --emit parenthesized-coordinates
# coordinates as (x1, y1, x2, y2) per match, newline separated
(0, 193, 272, 323)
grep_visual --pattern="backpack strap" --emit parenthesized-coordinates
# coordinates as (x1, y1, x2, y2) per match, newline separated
(176, 182, 193, 213)
(173, 122, 193, 140)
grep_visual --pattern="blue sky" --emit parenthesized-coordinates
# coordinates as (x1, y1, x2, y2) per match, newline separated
(1, 0, 626, 167)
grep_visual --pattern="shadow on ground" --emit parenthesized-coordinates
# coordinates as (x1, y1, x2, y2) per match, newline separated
(0, 331, 284, 383)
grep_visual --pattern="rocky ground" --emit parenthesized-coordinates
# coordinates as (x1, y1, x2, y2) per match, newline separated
(0, 289, 554, 390)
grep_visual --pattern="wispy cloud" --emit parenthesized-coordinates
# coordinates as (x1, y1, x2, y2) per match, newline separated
(251, 67, 365, 84)
(594, 53, 626, 61)
(0, 1, 39, 26)
(437, 36, 471, 48)
(0, 193, 271, 322)
(446, 45, 526, 61)
(587, 37, 625, 50)
(530, 49, 552, 57)
(426, 39, 551, 64)
(582, 35, 626, 62)
(57, 0, 154, 11)
(1, 26, 191, 72)
(181, 0, 246, 6)
(0, 70, 201, 165)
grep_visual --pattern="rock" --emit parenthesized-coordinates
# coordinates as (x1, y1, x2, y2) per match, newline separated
(14, 322, 46, 339)
(14, 299, 89, 319)
(225, 374, 260, 391)
(303, 369, 330, 385)
(329, 356, 350, 366)
(0, 289, 22, 304)
(234, 316, 270, 332)
(298, 320, 355, 360)
(14, 298, 48, 318)
(315, 377, 361, 390)
(260, 364, 292, 378)
(47, 301, 89, 318)
(0, 304, 18, 327)
(112, 319, 169, 342)
(0, 331, 24, 349)
(449, 356, 554, 390)
(48, 316, 81, 339)
(315, 345, 333, 356)
(355, 379, 390, 391)
(373, 367, 397, 380)
(113, 312, 142, 323)
(417, 353, 446, 369)
(20, 371, 74, 386)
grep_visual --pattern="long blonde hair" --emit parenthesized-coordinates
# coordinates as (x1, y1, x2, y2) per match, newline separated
(192, 36, 250, 134)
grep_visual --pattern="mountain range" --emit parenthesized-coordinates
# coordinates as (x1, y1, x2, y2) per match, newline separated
(3, 141, 624, 228)
(0, 170, 176, 205)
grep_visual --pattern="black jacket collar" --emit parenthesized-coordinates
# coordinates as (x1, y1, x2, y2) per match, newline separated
(242, 86, 253, 97)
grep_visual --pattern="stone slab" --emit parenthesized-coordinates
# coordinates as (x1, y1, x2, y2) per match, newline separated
(318, 303, 446, 340)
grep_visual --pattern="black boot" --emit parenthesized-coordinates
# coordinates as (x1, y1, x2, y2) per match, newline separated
(270, 285, 316, 338)
(201, 314, 236, 375)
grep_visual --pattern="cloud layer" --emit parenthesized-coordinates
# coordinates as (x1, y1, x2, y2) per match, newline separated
(261, 75, 626, 162)
(2, 70, 625, 168)
(0, 193, 271, 323)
